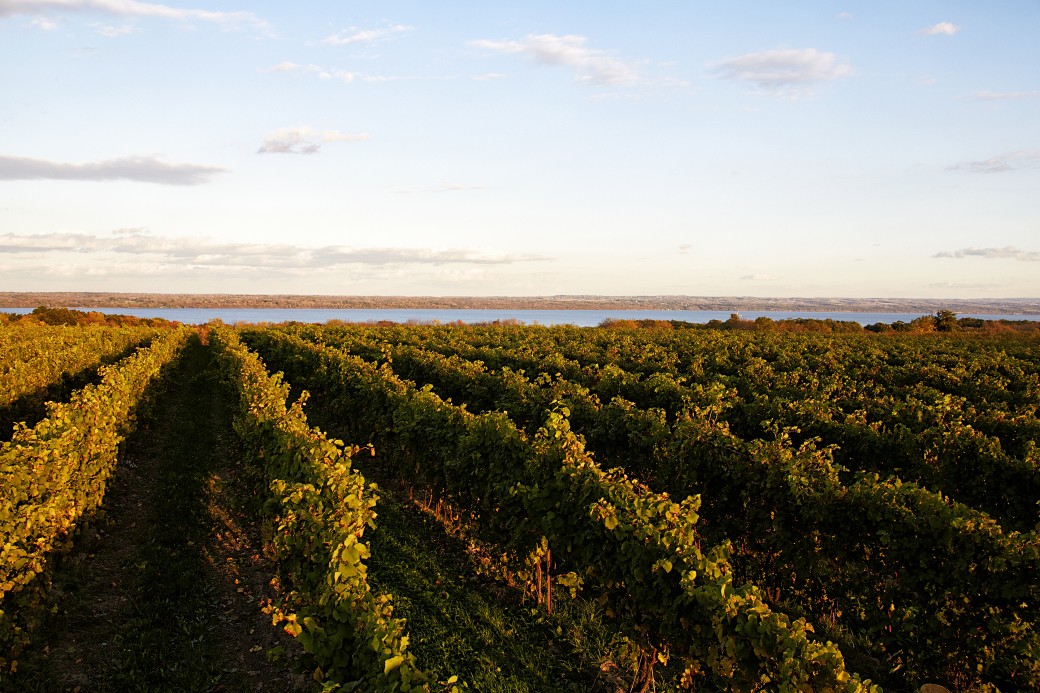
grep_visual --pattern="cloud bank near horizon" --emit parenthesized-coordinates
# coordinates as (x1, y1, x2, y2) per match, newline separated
(0, 230, 550, 272)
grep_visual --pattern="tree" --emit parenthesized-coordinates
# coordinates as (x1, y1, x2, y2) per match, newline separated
(31, 306, 81, 325)
(935, 309, 958, 332)
(909, 315, 937, 333)
(754, 316, 776, 331)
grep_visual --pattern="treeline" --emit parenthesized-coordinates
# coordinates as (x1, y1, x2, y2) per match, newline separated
(0, 306, 177, 328)
(3, 291, 1039, 313)
(600, 309, 1040, 334)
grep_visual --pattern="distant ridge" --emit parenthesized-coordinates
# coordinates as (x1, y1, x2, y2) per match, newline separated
(2, 292, 1039, 314)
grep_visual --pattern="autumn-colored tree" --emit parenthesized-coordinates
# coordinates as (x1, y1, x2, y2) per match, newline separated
(910, 315, 937, 333)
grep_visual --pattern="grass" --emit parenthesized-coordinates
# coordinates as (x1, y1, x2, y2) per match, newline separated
(359, 476, 632, 692)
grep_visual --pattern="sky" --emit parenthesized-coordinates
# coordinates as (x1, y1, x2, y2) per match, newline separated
(1, 1, 1038, 298)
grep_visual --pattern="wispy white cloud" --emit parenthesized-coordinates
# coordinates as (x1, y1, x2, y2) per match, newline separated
(934, 246, 1040, 262)
(0, 153, 227, 184)
(0, 230, 548, 271)
(922, 21, 958, 36)
(949, 150, 1040, 173)
(711, 48, 852, 94)
(928, 281, 1004, 290)
(322, 23, 412, 46)
(0, 0, 268, 31)
(332, 69, 367, 82)
(970, 89, 1040, 101)
(28, 15, 57, 29)
(472, 72, 506, 81)
(263, 62, 349, 80)
(360, 74, 416, 83)
(741, 273, 781, 281)
(588, 91, 646, 102)
(432, 183, 482, 193)
(395, 183, 483, 194)
(92, 21, 134, 36)
(262, 61, 407, 84)
(257, 127, 371, 155)
(264, 61, 301, 73)
(469, 34, 640, 86)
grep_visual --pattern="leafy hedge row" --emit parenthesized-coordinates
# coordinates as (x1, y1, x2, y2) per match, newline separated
(666, 417, 1040, 691)
(285, 329, 1040, 690)
(301, 324, 1040, 532)
(244, 328, 878, 692)
(0, 326, 192, 675)
(1, 324, 159, 438)
(211, 328, 442, 692)
(0, 324, 158, 404)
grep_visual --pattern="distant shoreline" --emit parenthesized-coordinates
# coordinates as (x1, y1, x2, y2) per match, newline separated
(2, 292, 1039, 315)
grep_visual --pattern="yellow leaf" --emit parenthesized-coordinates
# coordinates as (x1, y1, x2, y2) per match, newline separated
(384, 655, 405, 675)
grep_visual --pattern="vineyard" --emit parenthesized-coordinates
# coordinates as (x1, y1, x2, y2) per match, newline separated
(1, 318, 1038, 692)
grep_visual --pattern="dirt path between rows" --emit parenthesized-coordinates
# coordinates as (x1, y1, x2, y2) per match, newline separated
(12, 338, 305, 692)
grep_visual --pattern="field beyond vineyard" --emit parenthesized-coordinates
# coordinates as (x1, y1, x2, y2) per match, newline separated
(2, 319, 1038, 692)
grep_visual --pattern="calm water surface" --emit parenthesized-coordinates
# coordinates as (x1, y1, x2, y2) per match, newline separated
(3, 307, 1037, 326)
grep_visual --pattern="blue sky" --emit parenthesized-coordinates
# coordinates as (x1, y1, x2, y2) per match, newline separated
(1, 1, 1037, 297)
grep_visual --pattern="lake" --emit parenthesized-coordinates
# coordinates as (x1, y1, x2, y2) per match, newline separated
(3, 307, 1038, 327)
